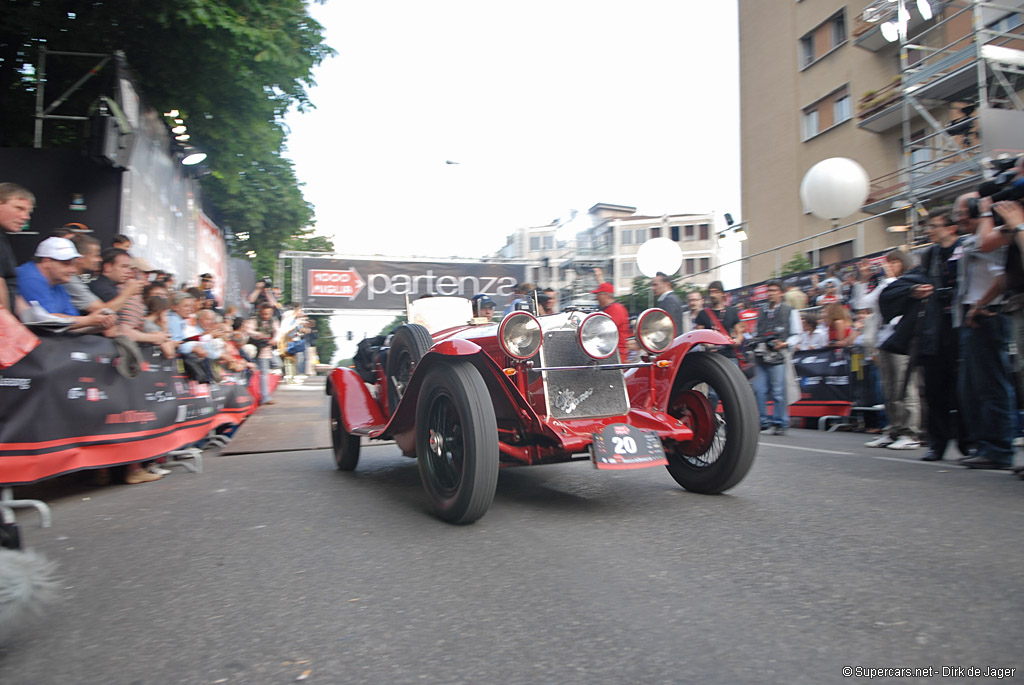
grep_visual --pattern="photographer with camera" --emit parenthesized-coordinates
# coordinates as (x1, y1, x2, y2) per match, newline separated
(247, 277, 281, 321)
(943, 193, 1016, 470)
(751, 280, 801, 435)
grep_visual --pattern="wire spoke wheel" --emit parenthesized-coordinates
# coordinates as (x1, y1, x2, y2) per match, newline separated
(664, 352, 758, 494)
(386, 324, 432, 415)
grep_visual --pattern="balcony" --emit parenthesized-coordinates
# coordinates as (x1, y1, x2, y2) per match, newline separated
(862, 145, 983, 213)
(853, 0, 937, 53)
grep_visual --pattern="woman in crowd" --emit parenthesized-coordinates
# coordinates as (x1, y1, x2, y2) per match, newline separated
(855, 250, 922, 450)
(825, 302, 858, 348)
(142, 295, 178, 359)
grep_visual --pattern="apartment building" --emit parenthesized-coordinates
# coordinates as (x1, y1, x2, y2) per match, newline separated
(738, 0, 1024, 283)
(497, 203, 719, 302)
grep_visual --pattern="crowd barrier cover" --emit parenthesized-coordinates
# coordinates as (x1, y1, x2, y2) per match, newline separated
(0, 335, 257, 486)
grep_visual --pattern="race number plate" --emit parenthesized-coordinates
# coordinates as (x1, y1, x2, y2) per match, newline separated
(591, 424, 668, 470)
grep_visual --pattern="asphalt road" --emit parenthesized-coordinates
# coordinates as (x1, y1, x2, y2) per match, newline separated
(1, 425, 1022, 684)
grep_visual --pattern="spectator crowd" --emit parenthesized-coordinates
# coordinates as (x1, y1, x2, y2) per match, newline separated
(0, 182, 321, 484)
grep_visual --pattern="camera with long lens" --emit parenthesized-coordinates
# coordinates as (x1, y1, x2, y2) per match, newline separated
(967, 156, 1024, 223)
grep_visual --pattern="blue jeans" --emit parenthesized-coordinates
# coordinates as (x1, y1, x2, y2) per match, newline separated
(257, 357, 272, 404)
(958, 314, 1015, 463)
(753, 361, 788, 428)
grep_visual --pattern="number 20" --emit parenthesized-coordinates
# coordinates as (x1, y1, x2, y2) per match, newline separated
(611, 436, 637, 454)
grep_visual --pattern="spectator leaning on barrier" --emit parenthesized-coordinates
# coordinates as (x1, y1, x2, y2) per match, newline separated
(89, 248, 168, 346)
(0, 182, 34, 312)
(794, 312, 829, 351)
(752, 280, 801, 435)
(15, 237, 117, 332)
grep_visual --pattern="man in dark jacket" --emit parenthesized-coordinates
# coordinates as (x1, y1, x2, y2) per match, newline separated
(882, 211, 967, 462)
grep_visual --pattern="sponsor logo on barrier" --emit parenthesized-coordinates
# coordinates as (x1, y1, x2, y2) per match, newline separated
(70, 352, 89, 362)
(105, 410, 158, 425)
(95, 355, 111, 364)
(144, 390, 175, 403)
(67, 386, 84, 399)
(86, 387, 107, 401)
(0, 376, 32, 390)
(309, 269, 365, 299)
(175, 405, 188, 423)
(79, 377, 95, 383)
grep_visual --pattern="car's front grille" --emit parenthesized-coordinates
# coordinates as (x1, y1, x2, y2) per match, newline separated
(538, 329, 629, 420)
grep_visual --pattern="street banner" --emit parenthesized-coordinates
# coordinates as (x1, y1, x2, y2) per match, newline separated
(0, 335, 255, 485)
(299, 257, 527, 310)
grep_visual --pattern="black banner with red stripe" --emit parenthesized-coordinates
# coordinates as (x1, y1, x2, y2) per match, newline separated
(0, 335, 255, 485)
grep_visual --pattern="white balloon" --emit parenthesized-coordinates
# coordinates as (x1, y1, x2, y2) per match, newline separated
(636, 237, 682, 277)
(800, 158, 870, 221)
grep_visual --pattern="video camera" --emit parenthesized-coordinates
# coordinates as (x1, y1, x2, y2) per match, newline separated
(968, 156, 1024, 223)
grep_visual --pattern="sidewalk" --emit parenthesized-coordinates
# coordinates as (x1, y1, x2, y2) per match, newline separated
(220, 374, 331, 454)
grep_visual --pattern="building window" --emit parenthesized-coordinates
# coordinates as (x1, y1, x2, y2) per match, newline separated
(621, 228, 633, 245)
(802, 85, 850, 140)
(699, 224, 709, 240)
(799, 9, 846, 69)
(636, 228, 648, 243)
(671, 226, 680, 241)
(833, 91, 851, 124)
(543, 235, 554, 250)
(830, 11, 846, 49)
(700, 257, 710, 272)
(621, 261, 634, 278)
(800, 35, 814, 68)
(529, 236, 541, 251)
(651, 227, 661, 238)
(802, 108, 819, 141)
(685, 258, 696, 275)
(684, 225, 694, 241)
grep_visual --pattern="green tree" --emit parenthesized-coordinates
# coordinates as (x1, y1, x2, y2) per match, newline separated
(0, 0, 333, 267)
(779, 252, 813, 277)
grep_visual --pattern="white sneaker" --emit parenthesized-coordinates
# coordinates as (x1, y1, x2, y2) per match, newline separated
(865, 435, 895, 448)
(887, 436, 921, 450)
(148, 465, 172, 475)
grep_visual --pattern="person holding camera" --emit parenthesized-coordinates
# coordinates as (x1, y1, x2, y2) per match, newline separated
(907, 211, 969, 462)
(752, 280, 801, 435)
(945, 194, 1016, 469)
(247, 277, 280, 320)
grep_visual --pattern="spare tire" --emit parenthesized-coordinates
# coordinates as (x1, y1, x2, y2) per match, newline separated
(386, 324, 433, 414)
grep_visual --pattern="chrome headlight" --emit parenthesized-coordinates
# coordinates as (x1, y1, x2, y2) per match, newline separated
(499, 311, 542, 359)
(636, 308, 675, 354)
(578, 312, 619, 359)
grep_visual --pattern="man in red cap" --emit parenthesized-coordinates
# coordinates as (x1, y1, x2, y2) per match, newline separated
(591, 282, 631, 361)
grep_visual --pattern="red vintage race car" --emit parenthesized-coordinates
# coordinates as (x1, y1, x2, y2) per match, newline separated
(327, 297, 758, 524)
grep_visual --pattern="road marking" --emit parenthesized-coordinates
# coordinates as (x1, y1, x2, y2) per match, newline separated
(759, 442, 855, 456)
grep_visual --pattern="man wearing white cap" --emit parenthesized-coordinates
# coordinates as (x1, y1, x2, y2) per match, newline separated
(16, 237, 116, 331)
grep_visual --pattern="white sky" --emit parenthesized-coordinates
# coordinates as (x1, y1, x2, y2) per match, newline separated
(284, 0, 742, 260)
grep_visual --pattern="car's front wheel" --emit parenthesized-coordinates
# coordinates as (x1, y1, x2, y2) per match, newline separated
(330, 395, 360, 471)
(415, 360, 499, 524)
(664, 351, 758, 494)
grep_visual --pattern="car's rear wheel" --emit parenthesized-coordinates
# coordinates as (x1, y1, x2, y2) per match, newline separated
(415, 360, 499, 524)
(386, 324, 432, 414)
(330, 394, 360, 471)
(664, 351, 757, 494)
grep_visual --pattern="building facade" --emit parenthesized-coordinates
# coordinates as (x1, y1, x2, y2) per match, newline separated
(738, 0, 1024, 283)
(497, 203, 720, 304)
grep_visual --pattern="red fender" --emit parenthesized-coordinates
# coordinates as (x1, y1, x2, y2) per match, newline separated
(327, 367, 388, 435)
(625, 329, 733, 411)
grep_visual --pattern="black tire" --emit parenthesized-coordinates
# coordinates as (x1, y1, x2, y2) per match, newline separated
(386, 324, 433, 414)
(664, 352, 758, 494)
(330, 395, 360, 471)
(415, 360, 499, 524)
